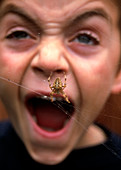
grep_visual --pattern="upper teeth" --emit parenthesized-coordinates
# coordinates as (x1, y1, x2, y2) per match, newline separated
(39, 95, 64, 101)
(41, 95, 49, 100)
(36, 95, 50, 100)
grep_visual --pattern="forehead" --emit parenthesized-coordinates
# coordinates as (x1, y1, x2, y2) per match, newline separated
(1, 0, 82, 7)
(0, 0, 118, 23)
(0, 0, 116, 12)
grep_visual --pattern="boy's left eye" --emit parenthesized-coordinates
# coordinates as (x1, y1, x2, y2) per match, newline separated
(76, 34, 99, 45)
(72, 32, 100, 46)
(6, 31, 31, 39)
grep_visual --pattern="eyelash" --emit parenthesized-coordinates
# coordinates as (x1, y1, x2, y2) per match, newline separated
(6, 30, 31, 40)
(71, 31, 100, 45)
(6, 29, 100, 47)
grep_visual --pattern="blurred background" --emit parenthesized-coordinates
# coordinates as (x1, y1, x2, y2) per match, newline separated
(0, 93, 121, 135)
(97, 93, 121, 135)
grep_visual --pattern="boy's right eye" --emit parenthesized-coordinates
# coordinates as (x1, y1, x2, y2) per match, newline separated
(6, 31, 31, 40)
(5, 28, 38, 52)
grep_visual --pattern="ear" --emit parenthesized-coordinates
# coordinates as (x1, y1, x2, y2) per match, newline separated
(111, 70, 121, 94)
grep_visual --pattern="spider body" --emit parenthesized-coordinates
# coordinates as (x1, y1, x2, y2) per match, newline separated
(52, 78, 63, 93)
(48, 74, 70, 103)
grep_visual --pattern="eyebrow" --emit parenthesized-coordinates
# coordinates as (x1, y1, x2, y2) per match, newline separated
(0, 4, 41, 29)
(0, 4, 112, 29)
(69, 8, 112, 26)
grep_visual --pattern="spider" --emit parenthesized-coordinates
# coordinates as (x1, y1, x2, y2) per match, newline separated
(48, 73, 70, 103)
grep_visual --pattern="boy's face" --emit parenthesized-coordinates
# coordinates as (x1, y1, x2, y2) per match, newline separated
(0, 0, 120, 165)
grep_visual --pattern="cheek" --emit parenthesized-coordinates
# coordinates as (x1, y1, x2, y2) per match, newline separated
(0, 50, 31, 100)
(67, 54, 117, 101)
(0, 50, 28, 82)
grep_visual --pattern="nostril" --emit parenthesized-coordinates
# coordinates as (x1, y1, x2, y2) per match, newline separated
(56, 70, 64, 74)
(33, 67, 66, 78)
(33, 67, 43, 74)
(33, 67, 52, 77)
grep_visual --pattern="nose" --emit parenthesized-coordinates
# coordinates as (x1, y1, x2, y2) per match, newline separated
(31, 38, 69, 77)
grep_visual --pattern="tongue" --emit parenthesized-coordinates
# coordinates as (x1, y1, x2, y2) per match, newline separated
(35, 102, 68, 130)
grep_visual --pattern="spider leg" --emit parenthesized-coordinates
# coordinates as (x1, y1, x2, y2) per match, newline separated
(50, 91, 54, 102)
(48, 76, 52, 89)
(61, 90, 70, 103)
(62, 73, 67, 89)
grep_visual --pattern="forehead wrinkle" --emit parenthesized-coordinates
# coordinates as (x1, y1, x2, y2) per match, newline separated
(0, 2, 70, 25)
(29, 0, 85, 10)
(0, 0, 116, 31)
(0, 0, 89, 23)
(0, 2, 77, 32)
(0, 3, 45, 33)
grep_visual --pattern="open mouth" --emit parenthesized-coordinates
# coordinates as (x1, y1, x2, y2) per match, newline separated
(25, 94, 74, 132)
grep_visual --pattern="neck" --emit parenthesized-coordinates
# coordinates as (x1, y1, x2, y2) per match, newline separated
(76, 124, 107, 149)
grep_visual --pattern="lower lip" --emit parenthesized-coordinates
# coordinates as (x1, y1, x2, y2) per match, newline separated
(28, 111, 73, 139)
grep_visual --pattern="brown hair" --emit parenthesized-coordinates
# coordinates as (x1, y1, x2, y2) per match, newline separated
(115, 0, 121, 31)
